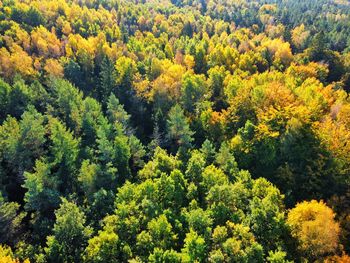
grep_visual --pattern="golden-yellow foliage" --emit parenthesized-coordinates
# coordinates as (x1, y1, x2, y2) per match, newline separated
(44, 58, 64, 77)
(0, 245, 30, 263)
(291, 24, 310, 50)
(287, 200, 340, 260)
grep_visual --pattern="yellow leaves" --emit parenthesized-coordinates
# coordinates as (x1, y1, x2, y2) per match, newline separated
(259, 4, 277, 13)
(44, 58, 64, 77)
(3, 6, 11, 16)
(4, 24, 31, 52)
(65, 34, 96, 60)
(265, 23, 285, 39)
(287, 200, 340, 259)
(133, 76, 152, 100)
(257, 124, 279, 139)
(295, 79, 330, 119)
(31, 26, 61, 58)
(62, 21, 72, 36)
(317, 108, 350, 174)
(291, 24, 310, 50)
(287, 62, 329, 84)
(258, 81, 296, 110)
(0, 48, 12, 79)
(0, 44, 36, 80)
(336, 104, 350, 128)
(184, 55, 195, 70)
(10, 44, 34, 77)
(260, 38, 293, 68)
(320, 116, 350, 151)
(238, 52, 257, 73)
(151, 62, 186, 102)
(0, 245, 29, 263)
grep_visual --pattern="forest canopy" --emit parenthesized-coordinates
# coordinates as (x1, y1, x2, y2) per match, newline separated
(0, 0, 350, 262)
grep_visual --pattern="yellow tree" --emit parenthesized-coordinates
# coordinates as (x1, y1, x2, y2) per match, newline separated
(0, 245, 29, 263)
(291, 24, 310, 50)
(287, 200, 340, 260)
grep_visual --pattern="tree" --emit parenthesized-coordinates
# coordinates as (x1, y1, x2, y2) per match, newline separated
(106, 94, 130, 129)
(0, 107, 45, 202)
(248, 178, 286, 253)
(99, 56, 117, 105)
(185, 208, 213, 238)
(185, 150, 205, 186)
(180, 73, 207, 113)
(181, 229, 207, 262)
(0, 193, 25, 245)
(7, 80, 32, 119)
(0, 78, 12, 120)
(215, 142, 238, 179)
(287, 200, 340, 261)
(44, 59, 64, 77)
(200, 140, 216, 165)
(207, 66, 228, 111)
(267, 248, 292, 263)
(45, 199, 92, 263)
(0, 245, 29, 263)
(115, 56, 137, 111)
(166, 104, 194, 153)
(137, 214, 176, 256)
(49, 117, 80, 194)
(48, 78, 84, 133)
(24, 6, 46, 27)
(80, 97, 103, 153)
(23, 160, 60, 214)
(210, 222, 264, 262)
(17, 107, 46, 173)
(84, 229, 121, 263)
(138, 147, 180, 179)
(291, 24, 310, 51)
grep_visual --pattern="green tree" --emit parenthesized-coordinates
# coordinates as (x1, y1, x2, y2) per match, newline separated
(0, 78, 12, 120)
(107, 93, 130, 129)
(215, 142, 238, 179)
(45, 199, 92, 263)
(23, 160, 60, 214)
(207, 66, 228, 111)
(181, 229, 207, 263)
(115, 56, 136, 111)
(99, 56, 117, 105)
(181, 73, 207, 113)
(210, 222, 264, 262)
(166, 104, 194, 153)
(49, 117, 80, 194)
(84, 229, 121, 263)
(0, 192, 25, 245)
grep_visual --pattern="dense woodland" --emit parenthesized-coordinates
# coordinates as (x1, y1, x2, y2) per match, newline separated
(0, 0, 350, 262)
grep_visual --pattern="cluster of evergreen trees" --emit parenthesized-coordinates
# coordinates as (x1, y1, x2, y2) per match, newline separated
(0, 0, 350, 262)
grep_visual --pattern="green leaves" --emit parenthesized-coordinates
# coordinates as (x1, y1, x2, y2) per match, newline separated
(167, 104, 194, 152)
(45, 199, 92, 263)
(23, 160, 60, 213)
(0, 193, 25, 245)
